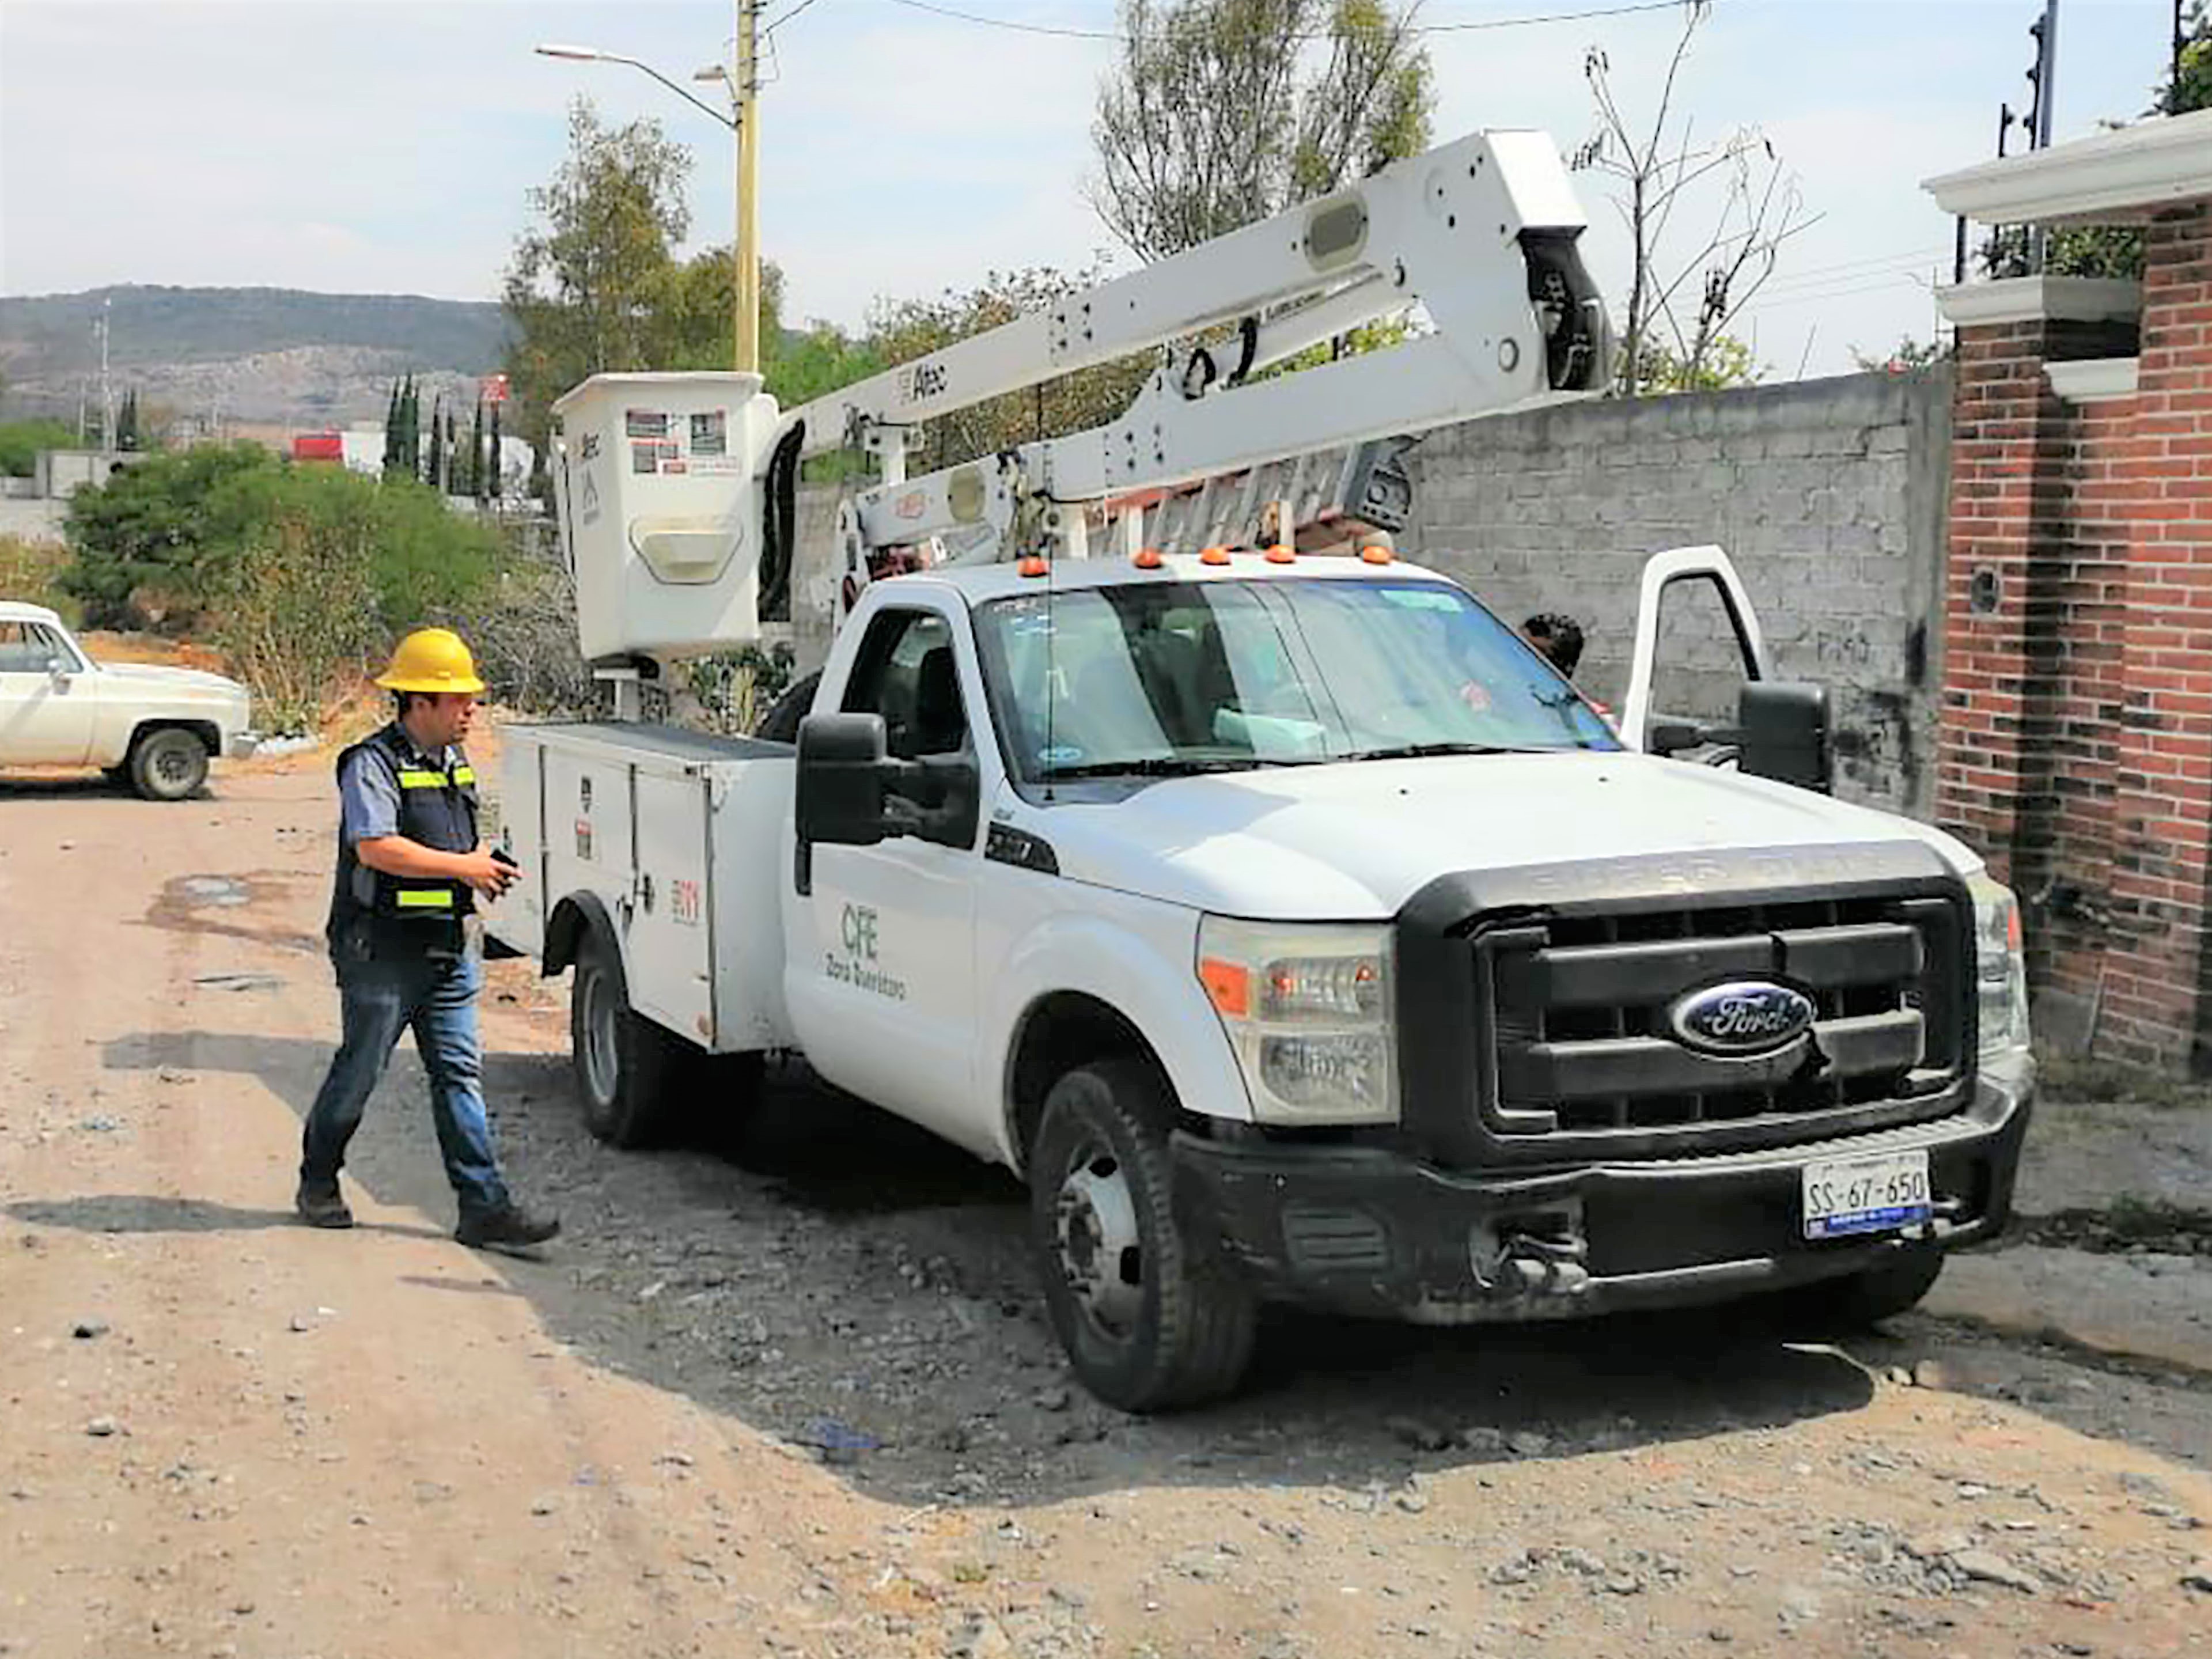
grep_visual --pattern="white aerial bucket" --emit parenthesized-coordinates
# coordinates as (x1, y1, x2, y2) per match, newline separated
(551, 371, 782, 662)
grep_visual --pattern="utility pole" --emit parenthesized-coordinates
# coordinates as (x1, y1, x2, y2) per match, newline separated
(734, 0, 762, 374)
(2029, 0, 2059, 150)
(97, 298, 114, 453)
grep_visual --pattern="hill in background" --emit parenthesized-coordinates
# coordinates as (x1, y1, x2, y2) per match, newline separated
(0, 285, 513, 431)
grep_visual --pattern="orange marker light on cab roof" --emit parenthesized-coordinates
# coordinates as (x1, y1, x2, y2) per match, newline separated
(1359, 544, 1394, 566)
(1017, 556, 1050, 578)
(1264, 544, 1296, 565)
(1199, 957, 1251, 1019)
(1132, 547, 1165, 570)
(1199, 545, 1233, 566)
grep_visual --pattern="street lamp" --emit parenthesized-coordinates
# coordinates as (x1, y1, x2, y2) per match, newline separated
(535, 13, 761, 374)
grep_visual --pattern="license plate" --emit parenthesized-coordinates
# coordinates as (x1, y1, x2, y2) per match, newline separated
(1801, 1149, 1932, 1240)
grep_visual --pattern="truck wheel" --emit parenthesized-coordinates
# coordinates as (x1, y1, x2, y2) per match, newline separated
(570, 935, 683, 1147)
(129, 729, 210, 801)
(1028, 1060, 1256, 1412)
(1783, 1245, 1945, 1331)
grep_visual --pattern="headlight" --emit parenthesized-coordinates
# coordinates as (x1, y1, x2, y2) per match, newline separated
(1198, 918, 1396, 1124)
(1968, 872, 2031, 1060)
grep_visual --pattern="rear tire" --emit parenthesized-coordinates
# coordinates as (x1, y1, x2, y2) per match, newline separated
(570, 935, 684, 1147)
(1028, 1059, 1256, 1412)
(129, 728, 210, 801)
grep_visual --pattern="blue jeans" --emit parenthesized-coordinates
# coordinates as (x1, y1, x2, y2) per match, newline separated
(300, 948, 510, 1214)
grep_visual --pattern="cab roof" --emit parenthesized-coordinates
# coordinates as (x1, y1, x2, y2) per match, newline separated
(916, 550, 1457, 608)
(0, 600, 65, 626)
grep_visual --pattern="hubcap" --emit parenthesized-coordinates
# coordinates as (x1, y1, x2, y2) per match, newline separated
(156, 744, 191, 783)
(1054, 1142, 1143, 1338)
(580, 967, 619, 1104)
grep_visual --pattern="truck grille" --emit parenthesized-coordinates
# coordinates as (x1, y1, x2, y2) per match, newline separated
(1472, 892, 1968, 1150)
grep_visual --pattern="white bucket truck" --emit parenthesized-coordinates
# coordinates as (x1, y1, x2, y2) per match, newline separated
(488, 130, 2033, 1410)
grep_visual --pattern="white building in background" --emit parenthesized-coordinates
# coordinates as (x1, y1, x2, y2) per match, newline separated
(311, 425, 537, 502)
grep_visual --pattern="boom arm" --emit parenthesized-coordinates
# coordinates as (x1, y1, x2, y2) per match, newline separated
(778, 127, 1610, 571)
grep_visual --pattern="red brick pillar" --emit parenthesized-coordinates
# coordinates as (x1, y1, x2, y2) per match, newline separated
(2100, 204, 2212, 1068)
(1933, 281, 2141, 885)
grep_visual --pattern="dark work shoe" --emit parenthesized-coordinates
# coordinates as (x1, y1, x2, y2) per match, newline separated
(455, 1201, 561, 1252)
(295, 1179, 354, 1230)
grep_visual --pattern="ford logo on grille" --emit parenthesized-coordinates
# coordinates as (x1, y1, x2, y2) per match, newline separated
(1668, 981, 1816, 1056)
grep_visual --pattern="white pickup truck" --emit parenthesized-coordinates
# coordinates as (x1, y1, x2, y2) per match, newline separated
(0, 600, 256, 799)
(489, 546, 2034, 1410)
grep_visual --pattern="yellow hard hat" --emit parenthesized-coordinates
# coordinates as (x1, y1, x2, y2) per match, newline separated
(376, 628, 486, 695)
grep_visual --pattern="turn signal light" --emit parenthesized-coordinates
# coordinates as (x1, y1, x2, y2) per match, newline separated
(1199, 957, 1251, 1018)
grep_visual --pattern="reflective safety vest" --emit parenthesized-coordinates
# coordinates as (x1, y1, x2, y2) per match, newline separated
(325, 722, 480, 957)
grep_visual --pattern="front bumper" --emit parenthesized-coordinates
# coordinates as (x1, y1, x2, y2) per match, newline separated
(1173, 1068, 2032, 1323)
(225, 730, 261, 760)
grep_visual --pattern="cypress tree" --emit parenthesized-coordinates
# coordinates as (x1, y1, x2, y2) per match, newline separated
(471, 396, 487, 502)
(427, 395, 445, 491)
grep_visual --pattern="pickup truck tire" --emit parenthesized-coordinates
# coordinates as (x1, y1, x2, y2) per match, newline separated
(128, 728, 210, 801)
(1029, 1060, 1257, 1412)
(570, 936, 684, 1148)
(1782, 1244, 1946, 1331)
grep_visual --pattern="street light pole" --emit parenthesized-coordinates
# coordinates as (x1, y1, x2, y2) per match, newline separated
(734, 0, 762, 375)
(536, 19, 760, 374)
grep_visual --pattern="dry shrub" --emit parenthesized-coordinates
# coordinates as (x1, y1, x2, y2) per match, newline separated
(0, 533, 78, 622)
(209, 509, 380, 736)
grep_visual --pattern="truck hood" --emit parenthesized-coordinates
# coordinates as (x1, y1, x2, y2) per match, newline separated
(99, 662, 249, 699)
(1040, 752, 1976, 919)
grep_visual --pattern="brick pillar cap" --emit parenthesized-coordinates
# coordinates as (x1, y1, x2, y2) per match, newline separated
(1936, 276, 2142, 329)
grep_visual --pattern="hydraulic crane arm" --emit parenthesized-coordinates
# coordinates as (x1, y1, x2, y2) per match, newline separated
(776, 127, 1611, 574)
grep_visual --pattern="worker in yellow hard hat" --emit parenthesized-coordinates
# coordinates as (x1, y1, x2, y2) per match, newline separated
(296, 627, 559, 1251)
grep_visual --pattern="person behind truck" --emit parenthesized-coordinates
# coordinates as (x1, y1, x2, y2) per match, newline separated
(1521, 612, 1586, 679)
(295, 628, 560, 1252)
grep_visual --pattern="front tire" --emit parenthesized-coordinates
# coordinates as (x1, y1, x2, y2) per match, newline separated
(129, 728, 210, 801)
(1028, 1060, 1256, 1412)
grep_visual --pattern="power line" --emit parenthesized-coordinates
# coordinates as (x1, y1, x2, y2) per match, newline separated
(878, 0, 1694, 43)
(766, 0, 830, 36)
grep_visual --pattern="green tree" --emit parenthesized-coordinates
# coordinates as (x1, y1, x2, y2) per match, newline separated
(471, 396, 487, 502)
(426, 395, 446, 492)
(0, 417, 78, 479)
(1091, 0, 1433, 262)
(116, 391, 141, 453)
(501, 97, 695, 460)
(488, 400, 505, 500)
(1636, 334, 1763, 392)
(381, 380, 403, 475)
(60, 443, 282, 624)
(1850, 335, 1950, 373)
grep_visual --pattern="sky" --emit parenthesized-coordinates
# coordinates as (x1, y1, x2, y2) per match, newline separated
(0, 0, 2187, 378)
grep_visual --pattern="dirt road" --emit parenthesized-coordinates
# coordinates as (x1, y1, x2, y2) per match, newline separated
(3, 742, 2210, 1659)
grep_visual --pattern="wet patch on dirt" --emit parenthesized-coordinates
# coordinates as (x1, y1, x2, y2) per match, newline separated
(145, 870, 323, 955)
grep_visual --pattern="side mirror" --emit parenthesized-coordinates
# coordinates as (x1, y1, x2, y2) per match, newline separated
(1736, 680, 1831, 794)
(45, 656, 71, 688)
(796, 713, 890, 847)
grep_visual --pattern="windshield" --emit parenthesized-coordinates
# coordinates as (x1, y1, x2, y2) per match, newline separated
(972, 577, 1618, 785)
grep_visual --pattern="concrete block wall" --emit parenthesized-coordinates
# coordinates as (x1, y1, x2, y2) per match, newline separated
(1399, 370, 1954, 818)
(790, 372, 1953, 818)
